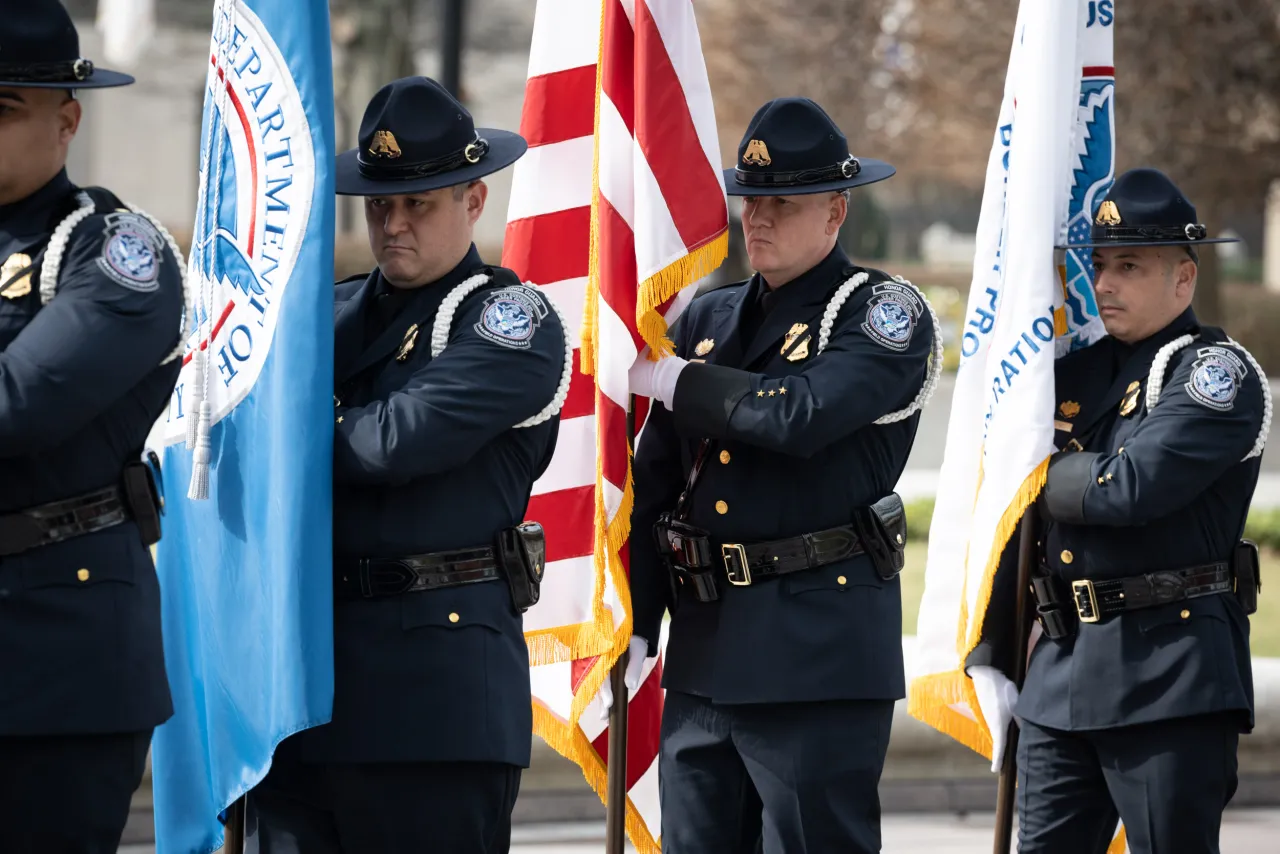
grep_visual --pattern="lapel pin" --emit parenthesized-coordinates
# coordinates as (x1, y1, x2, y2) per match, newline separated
(395, 323, 419, 362)
(1119, 380, 1141, 417)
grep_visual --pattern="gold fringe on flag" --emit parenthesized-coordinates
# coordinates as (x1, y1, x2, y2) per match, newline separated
(907, 455, 1050, 757)
(636, 231, 729, 359)
(532, 702, 661, 854)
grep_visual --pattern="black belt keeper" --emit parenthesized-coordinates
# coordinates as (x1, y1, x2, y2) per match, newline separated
(0, 486, 130, 557)
(334, 547, 502, 600)
(1032, 561, 1233, 638)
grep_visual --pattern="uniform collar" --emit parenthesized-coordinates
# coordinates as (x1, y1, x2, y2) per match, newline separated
(340, 244, 486, 384)
(0, 168, 72, 243)
(759, 242, 852, 300)
(734, 243, 853, 368)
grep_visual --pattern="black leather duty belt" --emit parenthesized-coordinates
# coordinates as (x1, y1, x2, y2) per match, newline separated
(720, 524, 865, 586)
(334, 546, 502, 600)
(1032, 561, 1232, 638)
(0, 487, 129, 558)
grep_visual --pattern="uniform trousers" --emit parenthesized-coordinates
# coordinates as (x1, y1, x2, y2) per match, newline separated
(1017, 713, 1240, 854)
(246, 739, 521, 854)
(0, 730, 151, 854)
(658, 690, 894, 854)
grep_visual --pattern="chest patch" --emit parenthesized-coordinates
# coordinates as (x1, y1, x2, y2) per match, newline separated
(1185, 346, 1247, 412)
(475, 286, 549, 350)
(861, 282, 921, 351)
(97, 212, 164, 292)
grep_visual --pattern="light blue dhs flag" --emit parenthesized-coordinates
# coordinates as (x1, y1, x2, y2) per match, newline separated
(145, 1, 335, 851)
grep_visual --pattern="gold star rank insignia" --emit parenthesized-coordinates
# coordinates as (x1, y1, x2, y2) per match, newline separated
(695, 338, 715, 357)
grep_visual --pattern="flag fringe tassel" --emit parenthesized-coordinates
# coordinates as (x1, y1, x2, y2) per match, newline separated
(637, 230, 728, 358)
(907, 455, 1049, 757)
(532, 702, 661, 854)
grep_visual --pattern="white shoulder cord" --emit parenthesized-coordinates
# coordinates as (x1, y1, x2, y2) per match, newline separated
(814, 271, 945, 424)
(39, 192, 192, 366)
(1145, 333, 1270, 461)
(430, 274, 574, 429)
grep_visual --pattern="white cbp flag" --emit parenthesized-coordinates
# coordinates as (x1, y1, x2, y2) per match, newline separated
(909, 0, 1124, 848)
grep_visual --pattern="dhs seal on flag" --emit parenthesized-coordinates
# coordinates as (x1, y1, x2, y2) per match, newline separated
(151, 0, 316, 442)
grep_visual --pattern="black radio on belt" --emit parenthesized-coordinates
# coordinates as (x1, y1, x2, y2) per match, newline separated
(1233, 539, 1260, 615)
(122, 451, 165, 547)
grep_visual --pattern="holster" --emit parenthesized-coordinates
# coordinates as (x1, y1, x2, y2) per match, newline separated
(850, 492, 908, 580)
(495, 521, 546, 612)
(122, 454, 164, 547)
(1233, 538, 1261, 616)
(654, 512, 720, 604)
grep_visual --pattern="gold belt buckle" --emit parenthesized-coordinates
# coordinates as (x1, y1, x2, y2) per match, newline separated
(722, 543, 752, 586)
(1071, 579, 1100, 623)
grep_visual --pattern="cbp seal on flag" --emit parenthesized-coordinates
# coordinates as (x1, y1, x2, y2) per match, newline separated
(154, 1, 316, 445)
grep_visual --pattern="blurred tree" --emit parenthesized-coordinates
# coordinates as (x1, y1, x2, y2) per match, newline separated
(699, 0, 1280, 323)
(892, 0, 1280, 322)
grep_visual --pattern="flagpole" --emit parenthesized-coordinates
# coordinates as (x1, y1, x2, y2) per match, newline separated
(993, 506, 1039, 852)
(223, 797, 246, 854)
(604, 394, 638, 854)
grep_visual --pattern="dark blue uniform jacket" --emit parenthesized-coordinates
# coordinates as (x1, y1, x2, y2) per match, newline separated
(630, 245, 935, 704)
(292, 246, 563, 766)
(970, 308, 1264, 733)
(0, 170, 182, 734)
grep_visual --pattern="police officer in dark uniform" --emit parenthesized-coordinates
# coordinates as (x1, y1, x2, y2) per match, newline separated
(621, 98, 943, 853)
(0, 1, 187, 851)
(968, 168, 1270, 854)
(245, 77, 569, 854)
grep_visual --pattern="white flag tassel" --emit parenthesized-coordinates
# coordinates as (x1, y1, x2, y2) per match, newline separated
(185, 347, 205, 449)
(187, 398, 212, 500)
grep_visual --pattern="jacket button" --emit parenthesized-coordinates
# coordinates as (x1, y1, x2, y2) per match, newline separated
(837, 575, 847, 585)
(1060, 550, 1074, 564)
(77, 569, 90, 582)
(715, 500, 728, 514)
(448, 612, 460, 623)
(719, 450, 731, 464)
(1180, 609, 1191, 619)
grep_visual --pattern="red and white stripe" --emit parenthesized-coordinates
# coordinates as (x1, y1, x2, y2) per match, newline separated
(504, 1, 727, 850)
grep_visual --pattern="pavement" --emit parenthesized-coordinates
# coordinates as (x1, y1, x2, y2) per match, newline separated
(895, 376, 1280, 507)
(116, 809, 1280, 853)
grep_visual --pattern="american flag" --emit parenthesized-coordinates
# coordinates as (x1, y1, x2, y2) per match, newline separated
(502, 1, 729, 849)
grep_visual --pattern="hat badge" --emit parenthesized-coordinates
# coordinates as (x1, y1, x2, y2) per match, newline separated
(369, 130, 402, 160)
(1096, 200, 1122, 226)
(742, 139, 772, 167)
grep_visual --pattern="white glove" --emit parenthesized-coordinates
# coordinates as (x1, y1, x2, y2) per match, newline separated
(628, 355, 688, 409)
(598, 635, 651, 719)
(969, 665, 1020, 773)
